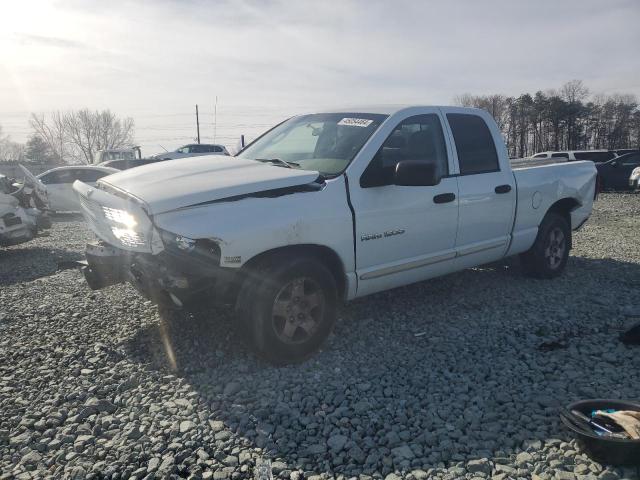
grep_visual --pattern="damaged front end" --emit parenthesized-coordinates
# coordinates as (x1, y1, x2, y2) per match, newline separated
(82, 236, 239, 308)
(74, 180, 239, 308)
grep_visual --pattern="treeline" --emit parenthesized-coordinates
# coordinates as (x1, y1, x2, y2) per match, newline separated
(0, 109, 134, 164)
(454, 80, 640, 158)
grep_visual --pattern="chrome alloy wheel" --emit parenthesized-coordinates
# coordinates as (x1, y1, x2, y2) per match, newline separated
(271, 277, 325, 345)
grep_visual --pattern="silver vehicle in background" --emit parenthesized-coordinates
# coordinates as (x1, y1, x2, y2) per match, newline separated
(151, 144, 230, 160)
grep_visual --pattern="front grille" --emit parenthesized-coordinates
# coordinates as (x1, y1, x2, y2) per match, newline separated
(79, 195, 115, 243)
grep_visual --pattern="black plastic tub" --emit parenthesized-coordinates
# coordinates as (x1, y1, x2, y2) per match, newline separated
(560, 399, 640, 466)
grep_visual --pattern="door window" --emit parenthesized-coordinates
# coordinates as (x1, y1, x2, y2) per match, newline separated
(39, 169, 77, 184)
(621, 154, 640, 167)
(447, 114, 499, 175)
(361, 114, 448, 187)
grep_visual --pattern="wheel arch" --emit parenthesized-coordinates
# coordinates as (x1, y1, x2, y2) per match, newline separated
(240, 244, 347, 299)
(544, 197, 580, 248)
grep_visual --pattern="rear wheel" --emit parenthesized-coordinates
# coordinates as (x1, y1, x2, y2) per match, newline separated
(235, 254, 337, 364)
(520, 212, 570, 279)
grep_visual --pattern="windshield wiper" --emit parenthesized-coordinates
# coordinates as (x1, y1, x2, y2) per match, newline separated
(255, 158, 300, 169)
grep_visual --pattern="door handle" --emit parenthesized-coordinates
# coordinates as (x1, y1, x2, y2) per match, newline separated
(433, 193, 456, 204)
(495, 184, 512, 194)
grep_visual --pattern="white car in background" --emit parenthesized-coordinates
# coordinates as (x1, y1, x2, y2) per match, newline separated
(37, 166, 118, 212)
(151, 144, 230, 160)
(630, 166, 640, 191)
(530, 150, 617, 162)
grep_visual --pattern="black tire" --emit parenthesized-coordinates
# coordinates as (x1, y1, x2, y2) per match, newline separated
(520, 212, 570, 279)
(235, 254, 337, 365)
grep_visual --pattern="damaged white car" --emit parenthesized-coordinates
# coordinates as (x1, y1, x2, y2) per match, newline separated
(73, 106, 597, 364)
(0, 166, 51, 246)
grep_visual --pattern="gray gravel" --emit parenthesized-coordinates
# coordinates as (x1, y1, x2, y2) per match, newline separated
(1, 194, 640, 480)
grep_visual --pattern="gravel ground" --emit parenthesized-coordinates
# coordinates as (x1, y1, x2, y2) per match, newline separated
(1, 194, 639, 480)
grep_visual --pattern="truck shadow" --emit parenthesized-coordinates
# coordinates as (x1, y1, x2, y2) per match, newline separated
(121, 255, 640, 476)
(0, 246, 83, 286)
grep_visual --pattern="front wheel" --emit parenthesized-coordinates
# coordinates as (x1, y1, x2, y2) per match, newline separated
(520, 212, 570, 279)
(235, 255, 337, 365)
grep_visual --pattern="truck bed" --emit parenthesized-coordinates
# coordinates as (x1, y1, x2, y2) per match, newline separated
(510, 157, 570, 169)
(506, 159, 597, 257)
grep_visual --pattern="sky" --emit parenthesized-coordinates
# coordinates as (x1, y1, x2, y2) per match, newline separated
(1, 0, 639, 154)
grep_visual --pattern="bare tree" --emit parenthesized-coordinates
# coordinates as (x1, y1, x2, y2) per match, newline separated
(30, 112, 68, 163)
(30, 109, 135, 164)
(0, 125, 26, 162)
(560, 79, 589, 104)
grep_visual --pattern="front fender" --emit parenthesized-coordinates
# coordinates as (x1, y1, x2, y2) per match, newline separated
(152, 177, 355, 272)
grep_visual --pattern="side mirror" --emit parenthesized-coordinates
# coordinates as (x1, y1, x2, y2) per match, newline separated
(394, 160, 441, 187)
(611, 161, 618, 167)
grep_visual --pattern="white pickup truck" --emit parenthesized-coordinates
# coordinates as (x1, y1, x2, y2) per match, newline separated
(73, 106, 596, 364)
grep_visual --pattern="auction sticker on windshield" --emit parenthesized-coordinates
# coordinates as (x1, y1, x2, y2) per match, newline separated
(338, 118, 374, 127)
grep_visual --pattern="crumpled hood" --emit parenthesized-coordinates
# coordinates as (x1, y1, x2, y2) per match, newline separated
(99, 156, 320, 215)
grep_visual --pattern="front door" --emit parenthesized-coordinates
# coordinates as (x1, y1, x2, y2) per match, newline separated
(349, 112, 460, 297)
(609, 153, 640, 189)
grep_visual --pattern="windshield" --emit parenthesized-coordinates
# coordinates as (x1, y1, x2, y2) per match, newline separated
(237, 112, 388, 176)
(103, 151, 135, 161)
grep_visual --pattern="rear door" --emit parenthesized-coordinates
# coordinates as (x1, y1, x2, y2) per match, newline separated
(442, 110, 516, 266)
(348, 110, 460, 296)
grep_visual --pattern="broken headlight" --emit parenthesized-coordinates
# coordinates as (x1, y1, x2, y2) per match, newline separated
(102, 207, 146, 248)
(102, 207, 137, 228)
(174, 235, 196, 252)
(158, 230, 196, 252)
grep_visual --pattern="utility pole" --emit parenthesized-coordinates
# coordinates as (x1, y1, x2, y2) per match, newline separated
(213, 96, 218, 143)
(195, 104, 201, 144)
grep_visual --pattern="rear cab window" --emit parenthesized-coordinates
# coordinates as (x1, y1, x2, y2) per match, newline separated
(446, 113, 499, 175)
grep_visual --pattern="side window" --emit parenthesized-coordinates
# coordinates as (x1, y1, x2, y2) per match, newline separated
(63, 169, 84, 183)
(42, 170, 75, 184)
(574, 151, 612, 161)
(551, 153, 569, 159)
(533, 153, 547, 158)
(360, 114, 448, 187)
(78, 169, 111, 183)
(212, 145, 223, 153)
(622, 154, 640, 166)
(447, 114, 499, 175)
(39, 171, 59, 185)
